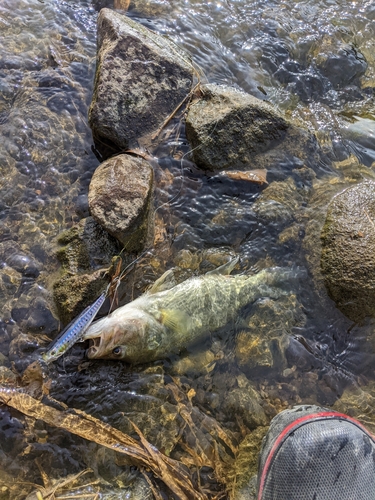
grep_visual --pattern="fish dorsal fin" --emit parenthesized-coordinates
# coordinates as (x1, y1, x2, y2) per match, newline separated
(159, 308, 191, 336)
(148, 269, 177, 294)
(206, 256, 239, 276)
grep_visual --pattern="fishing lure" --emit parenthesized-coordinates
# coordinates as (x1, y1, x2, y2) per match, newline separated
(42, 286, 109, 364)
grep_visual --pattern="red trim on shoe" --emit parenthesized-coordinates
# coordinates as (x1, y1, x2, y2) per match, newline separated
(257, 411, 375, 500)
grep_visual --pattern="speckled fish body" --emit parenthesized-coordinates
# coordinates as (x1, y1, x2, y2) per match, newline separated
(84, 259, 298, 365)
(42, 290, 107, 364)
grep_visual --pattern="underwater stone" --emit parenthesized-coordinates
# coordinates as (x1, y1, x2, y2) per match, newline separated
(56, 216, 120, 274)
(53, 269, 108, 325)
(89, 8, 193, 155)
(321, 180, 375, 322)
(0, 241, 41, 278)
(333, 382, 375, 435)
(220, 375, 268, 430)
(314, 44, 367, 90)
(8, 333, 42, 362)
(89, 154, 153, 252)
(235, 295, 306, 374)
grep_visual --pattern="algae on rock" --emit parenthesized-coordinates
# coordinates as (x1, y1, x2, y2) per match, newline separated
(53, 269, 108, 325)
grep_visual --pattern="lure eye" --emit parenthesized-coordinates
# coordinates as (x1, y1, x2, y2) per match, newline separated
(112, 346, 122, 356)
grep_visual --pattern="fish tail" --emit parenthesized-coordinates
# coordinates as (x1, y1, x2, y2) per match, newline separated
(259, 266, 306, 289)
(206, 255, 240, 276)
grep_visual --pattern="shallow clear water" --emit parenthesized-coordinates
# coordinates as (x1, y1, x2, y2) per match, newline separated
(0, 0, 375, 497)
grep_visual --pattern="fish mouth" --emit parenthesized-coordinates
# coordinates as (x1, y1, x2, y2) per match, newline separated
(87, 337, 103, 359)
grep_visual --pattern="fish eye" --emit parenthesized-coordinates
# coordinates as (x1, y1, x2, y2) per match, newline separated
(112, 346, 122, 356)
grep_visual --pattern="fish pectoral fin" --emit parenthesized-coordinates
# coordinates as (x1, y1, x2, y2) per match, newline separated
(148, 269, 177, 294)
(159, 308, 191, 334)
(206, 256, 239, 276)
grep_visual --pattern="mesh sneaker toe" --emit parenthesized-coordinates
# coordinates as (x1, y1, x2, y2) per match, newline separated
(257, 404, 375, 500)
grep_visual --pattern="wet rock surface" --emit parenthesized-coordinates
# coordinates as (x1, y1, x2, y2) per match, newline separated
(314, 42, 367, 91)
(186, 84, 288, 171)
(53, 269, 108, 325)
(321, 180, 375, 322)
(89, 154, 154, 252)
(185, 83, 321, 173)
(89, 8, 194, 155)
(55, 216, 120, 274)
(235, 295, 306, 374)
(220, 374, 268, 429)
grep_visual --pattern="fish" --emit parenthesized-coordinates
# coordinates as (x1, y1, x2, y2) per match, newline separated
(83, 258, 300, 365)
(42, 289, 108, 364)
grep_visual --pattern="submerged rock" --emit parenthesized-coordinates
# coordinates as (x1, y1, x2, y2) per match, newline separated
(53, 269, 108, 324)
(333, 383, 375, 435)
(235, 295, 306, 374)
(89, 8, 193, 155)
(321, 180, 375, 322)
(89, 154, 153, 252)
(220, 374, 268, 430)
(252, 177, 307, 225)
(185, 84, 319, 172)
(56, 216, 120, 274)
(314, 43, 367, 90)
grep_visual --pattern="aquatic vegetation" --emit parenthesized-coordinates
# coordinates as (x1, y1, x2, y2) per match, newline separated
(0, 386, 207, 500)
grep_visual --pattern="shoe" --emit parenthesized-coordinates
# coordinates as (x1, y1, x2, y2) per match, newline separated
(257, 404, 375, 500)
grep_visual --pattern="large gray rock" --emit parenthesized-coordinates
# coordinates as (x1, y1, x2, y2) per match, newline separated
(185, 84, 317, 172)
(89, 9, 194, 154)
(89, 154, 153, 252)
(321, 180, 375, 322)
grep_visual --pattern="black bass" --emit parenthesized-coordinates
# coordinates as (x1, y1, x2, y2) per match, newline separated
(83, 258, 298, 365)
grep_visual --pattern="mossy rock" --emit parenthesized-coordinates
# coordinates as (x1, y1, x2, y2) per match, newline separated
(53, 270, 108, 324)
(55, 216, 120, 274)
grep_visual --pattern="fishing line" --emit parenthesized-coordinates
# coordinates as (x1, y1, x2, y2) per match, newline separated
(108, 108, 222, 307)
(106, 70, 225, 307)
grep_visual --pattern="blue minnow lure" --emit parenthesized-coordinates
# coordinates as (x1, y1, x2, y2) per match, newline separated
(42, 287, 109, 364)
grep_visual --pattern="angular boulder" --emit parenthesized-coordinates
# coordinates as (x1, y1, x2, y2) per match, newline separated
(185, 84, 318, 172)
(321, 180, 375, 322)
(88, 154, 153, 252)
(89, 8, 194, 154)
